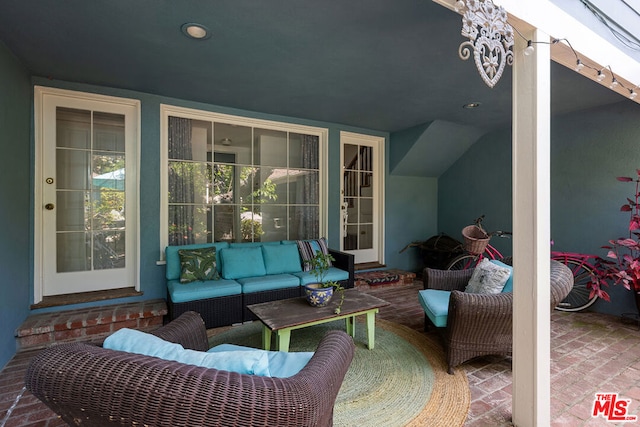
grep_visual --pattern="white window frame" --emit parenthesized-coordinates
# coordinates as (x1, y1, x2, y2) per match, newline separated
(33, 86, 141, 303)
(158, 104, 329, 259)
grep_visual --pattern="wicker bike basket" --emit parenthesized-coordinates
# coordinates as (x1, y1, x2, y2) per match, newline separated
(462, 225, 490, 255)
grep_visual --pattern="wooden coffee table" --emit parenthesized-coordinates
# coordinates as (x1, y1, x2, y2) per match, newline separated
(247, 289, 390, 352)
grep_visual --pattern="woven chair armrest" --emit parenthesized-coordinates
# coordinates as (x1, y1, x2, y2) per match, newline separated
(26, 330, 354, 427)
(423, 268, 474, 291)
(446, 290, 513, 339)
(151, 310, 209, 351)
(550, 260, 574, 310)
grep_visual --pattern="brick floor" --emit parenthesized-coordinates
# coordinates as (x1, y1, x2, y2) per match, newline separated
(2, 283, 640, 426)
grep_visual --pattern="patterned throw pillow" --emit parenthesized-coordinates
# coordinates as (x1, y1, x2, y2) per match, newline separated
(178, 247, 220, 283)
(296, 238, 331, 272)
(465, 258, 511, 294)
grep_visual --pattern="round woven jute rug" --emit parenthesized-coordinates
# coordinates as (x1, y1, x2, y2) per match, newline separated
(208, 318, 469, 427)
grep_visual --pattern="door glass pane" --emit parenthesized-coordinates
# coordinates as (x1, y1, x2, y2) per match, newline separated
(56, 107, 126, 273)
(360, 172, 373, 197)
(360, 224, 373, 249)
(93, 112, 125, 152)
(342, 141, 376, 253)
(57, 232, 90, 272)
(345, 225, 358, 251)
(343, 171, 358, 197)
(56, 149, 90, 190)
(56, 191, 88, 231)
(343, 143, 358, 169)
(360, 146, 373, 171)
(93, 230, 125, 270)
(360, 198, 373, 223)
(56, 107, 90, 149)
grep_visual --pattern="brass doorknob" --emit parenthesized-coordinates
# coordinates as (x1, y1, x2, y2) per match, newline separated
(45, 203, 55, 210)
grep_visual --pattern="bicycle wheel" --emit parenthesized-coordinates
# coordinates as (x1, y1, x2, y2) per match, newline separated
(554, 258, 598, 312)
(446, 253, 482, 270)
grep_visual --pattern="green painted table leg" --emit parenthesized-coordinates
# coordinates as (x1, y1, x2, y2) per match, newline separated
(262, 326, 272, 351)
(277, 329, 292, 352)
(366, 311, 376, 349)
(345, 316, 356, 338)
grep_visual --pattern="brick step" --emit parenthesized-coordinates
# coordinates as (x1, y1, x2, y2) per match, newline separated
(16, 299, 167, 350)
(354, 269, 416, 290)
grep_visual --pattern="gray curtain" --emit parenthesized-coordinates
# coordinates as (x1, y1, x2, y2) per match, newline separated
(298, 134, 319, 239)
(168, 117, 195, 245)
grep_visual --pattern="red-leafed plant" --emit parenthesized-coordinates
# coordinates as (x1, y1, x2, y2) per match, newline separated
(594, 170, 640, 297)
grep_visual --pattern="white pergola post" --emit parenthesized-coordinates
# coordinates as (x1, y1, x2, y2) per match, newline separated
(511, 29, 551, 426)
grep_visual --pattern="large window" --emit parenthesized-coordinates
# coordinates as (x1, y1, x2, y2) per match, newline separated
(160, 106, 328, 251)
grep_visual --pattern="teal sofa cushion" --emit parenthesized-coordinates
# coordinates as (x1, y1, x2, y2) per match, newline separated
(166, 242, 229, 280)
(262, 244, 303, 275)
(294, 267, 348, 286)
(167, 279, 241, 303)
(491, 259, 514, 293)
(418, 289, 451, 328)
(238, 274, 300, 293)
(103, 328, 271, 376)
(220, 246, 266, 280)
(209, 343, 314, 378)
(229, 241, 281, 248)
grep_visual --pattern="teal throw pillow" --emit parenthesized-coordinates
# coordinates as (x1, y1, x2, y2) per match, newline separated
(178, 247, 220, 283)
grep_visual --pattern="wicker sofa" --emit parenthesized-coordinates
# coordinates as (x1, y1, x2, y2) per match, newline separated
(421, 258, 573, 373)
(25, 311, 356, 427)
(165, 240, 355, 328)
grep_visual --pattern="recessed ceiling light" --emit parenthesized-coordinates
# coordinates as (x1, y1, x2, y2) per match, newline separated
(463, 102, 481, 109)
(181, 23, 211, 40)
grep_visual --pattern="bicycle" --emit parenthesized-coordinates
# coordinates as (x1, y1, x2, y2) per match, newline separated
(445, 216, 511, 270)
(445, 216, 602, 312)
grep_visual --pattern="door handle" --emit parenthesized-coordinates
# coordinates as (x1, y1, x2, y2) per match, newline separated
(45, 203, 55, 210)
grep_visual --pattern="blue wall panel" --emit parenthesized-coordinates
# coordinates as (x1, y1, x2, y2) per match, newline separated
(0, 42, 31, 369)
(439, 101, 640, 316)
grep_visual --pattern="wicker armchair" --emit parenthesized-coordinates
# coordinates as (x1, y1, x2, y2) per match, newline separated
(423, 259, 573, 374)
(25, 311, 355, 427)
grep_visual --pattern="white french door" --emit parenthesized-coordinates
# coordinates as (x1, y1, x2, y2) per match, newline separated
(340, 131, 384, 264)
(34, 87, 139, 301)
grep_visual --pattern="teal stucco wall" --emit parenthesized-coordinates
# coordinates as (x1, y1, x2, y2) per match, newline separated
(0, 42, 31, 369)
(438, 100, 640, 316)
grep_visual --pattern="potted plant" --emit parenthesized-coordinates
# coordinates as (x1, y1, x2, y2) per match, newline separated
(304, 252, 345, 314)
(593, 170, 640, 308)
